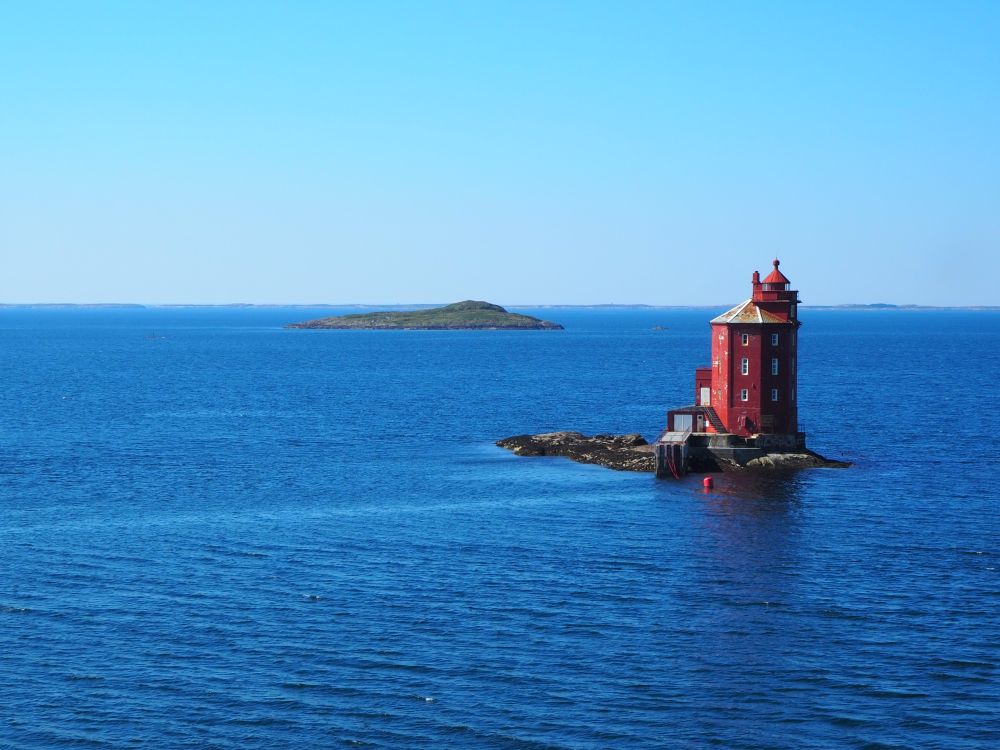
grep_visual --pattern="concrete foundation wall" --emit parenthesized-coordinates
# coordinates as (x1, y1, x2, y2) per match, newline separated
(656, 432, 808, 475)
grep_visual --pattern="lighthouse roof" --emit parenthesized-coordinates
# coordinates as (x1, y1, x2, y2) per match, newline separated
(710, 299, 789, 325)
(762, 258, 790, 285)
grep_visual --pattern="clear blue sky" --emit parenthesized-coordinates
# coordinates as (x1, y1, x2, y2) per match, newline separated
(1, 1, 997, 305)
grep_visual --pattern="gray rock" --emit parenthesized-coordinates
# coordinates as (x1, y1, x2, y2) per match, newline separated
(496, 432, 655, 472)
(743, 451, 851, 470)
(498, 432, 850, 474)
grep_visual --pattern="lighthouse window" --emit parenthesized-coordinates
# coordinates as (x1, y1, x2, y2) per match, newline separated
(741, 358, 749, 375)
(741, 333, 749, 346)
(772, 358, 779, 375)
(740, 388, 749, 401)
(771, 388, 779, 401)
(771, 333, 779, 346)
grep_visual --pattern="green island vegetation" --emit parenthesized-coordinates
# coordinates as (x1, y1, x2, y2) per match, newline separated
(285, 300, 564, 330)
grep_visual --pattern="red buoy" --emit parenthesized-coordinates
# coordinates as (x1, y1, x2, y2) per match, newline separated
(703, 476, 713, 489)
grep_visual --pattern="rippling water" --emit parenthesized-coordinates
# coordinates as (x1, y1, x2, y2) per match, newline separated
(0, 307, 997, 748)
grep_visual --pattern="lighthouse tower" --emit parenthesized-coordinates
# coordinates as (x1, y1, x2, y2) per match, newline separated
(656, 259, 811, 477)
(707, 259, 800, 437)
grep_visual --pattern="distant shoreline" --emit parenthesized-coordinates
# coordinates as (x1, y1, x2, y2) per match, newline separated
(0, 303, 996, 311)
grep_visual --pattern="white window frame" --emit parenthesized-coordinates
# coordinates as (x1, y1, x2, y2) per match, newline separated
(740, 388, 749, 402)
(741, 333, 749, 346)
(771, 388, 779, 402)
(771, 333, 779, 346)
(741, 358, 749, 375)
(771, 358, 779, 375)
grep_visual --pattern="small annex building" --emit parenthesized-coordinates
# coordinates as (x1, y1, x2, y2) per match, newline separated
(655, 259, 806, 478)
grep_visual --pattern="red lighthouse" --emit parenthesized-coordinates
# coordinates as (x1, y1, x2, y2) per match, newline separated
(656, 259, 805, 477)
(708, 258, 800, 436)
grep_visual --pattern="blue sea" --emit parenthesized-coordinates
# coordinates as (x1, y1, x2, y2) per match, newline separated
(0, 306, 997, 749)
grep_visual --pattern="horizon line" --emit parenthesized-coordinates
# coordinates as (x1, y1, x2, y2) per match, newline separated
(0, 302, 997, 311)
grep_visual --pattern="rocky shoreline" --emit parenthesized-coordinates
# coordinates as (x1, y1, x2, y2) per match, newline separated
(496, 431, 850, 473)
(497, 432, 656, 472)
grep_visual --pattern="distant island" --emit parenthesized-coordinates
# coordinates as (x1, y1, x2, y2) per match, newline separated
(285, 300, 564, 330)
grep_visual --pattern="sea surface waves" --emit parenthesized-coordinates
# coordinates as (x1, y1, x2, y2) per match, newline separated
(0, 307, 997, 748)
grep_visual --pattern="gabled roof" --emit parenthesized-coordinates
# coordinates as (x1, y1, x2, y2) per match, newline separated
(710, 298, 789, 324)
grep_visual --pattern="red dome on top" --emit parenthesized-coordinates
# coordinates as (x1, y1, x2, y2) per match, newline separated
(762, 258, 790, 285)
